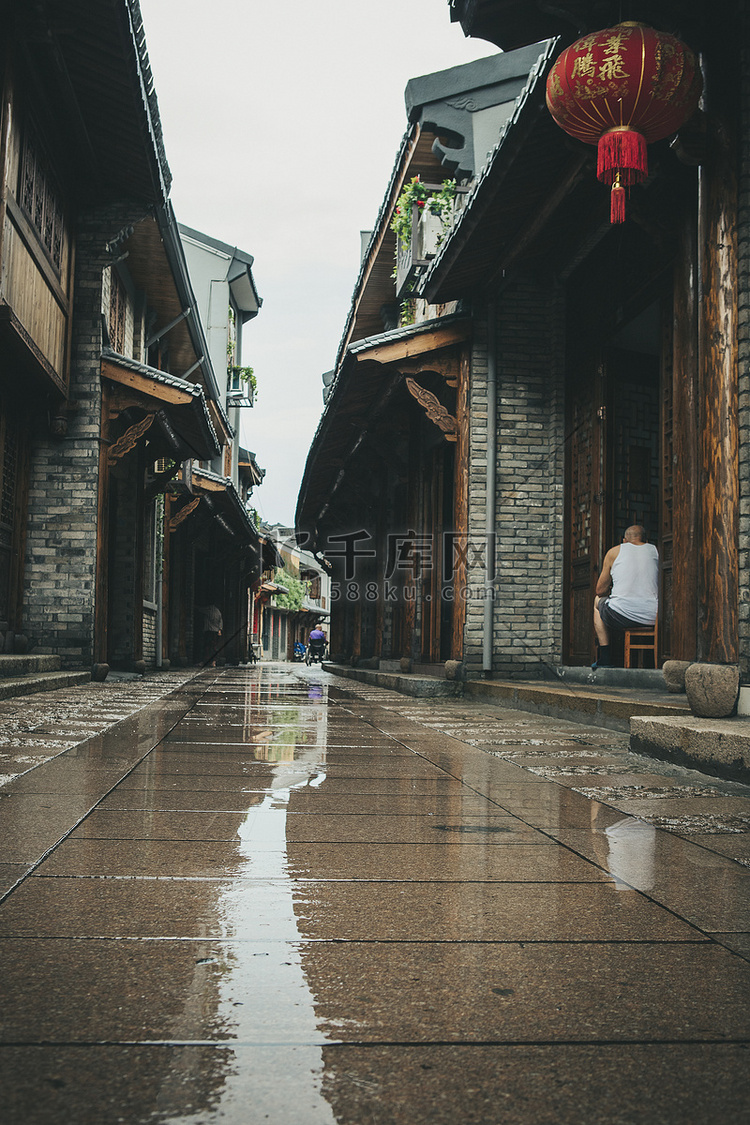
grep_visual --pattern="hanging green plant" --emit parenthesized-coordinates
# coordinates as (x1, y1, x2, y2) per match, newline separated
(400, 297, 417, 327)
(390, 176, 457, 251)
(229, 365, 258, 400)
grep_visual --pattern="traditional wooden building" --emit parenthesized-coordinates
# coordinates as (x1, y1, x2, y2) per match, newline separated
(251, 524, 330, 662)
(0, 0, 263, 673)
(297, 46, 544, 670)
(298, 0, 749, 697)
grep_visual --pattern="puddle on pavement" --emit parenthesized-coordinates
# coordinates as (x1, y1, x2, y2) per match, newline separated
(5, 663, 750, 1122)
(163, 669, 337, 1122)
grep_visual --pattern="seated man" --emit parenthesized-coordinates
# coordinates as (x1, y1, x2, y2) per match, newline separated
(593, 525, 659, 669)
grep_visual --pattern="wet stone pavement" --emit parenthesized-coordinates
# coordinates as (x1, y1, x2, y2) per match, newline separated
(1, 665, 749, 1124)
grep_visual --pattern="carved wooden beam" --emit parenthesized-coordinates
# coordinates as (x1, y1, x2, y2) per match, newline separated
(102, 357, 194, 405)
(169, 496, 201, 532)
(405, 378, 458, 441)
(353, 321, 470, 365)
(399, 354, 459, 387)
(108, 386, 152, 419)
(107, 413, 156, 465)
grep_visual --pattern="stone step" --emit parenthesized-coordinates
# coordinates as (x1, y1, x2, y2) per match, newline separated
(550, 665, 665, 690)
(464, 678, 689, 733)
(323, 663, 462, 698)
(631, 714, 750, 782)
(0, 670, 90, 700)
(0, 654, 62, 678)
(325, 664, 690, 732)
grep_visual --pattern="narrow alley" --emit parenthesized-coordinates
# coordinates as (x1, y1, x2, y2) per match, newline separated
(1, 665, 749, 1124)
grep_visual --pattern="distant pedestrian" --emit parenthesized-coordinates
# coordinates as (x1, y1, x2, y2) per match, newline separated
(197, 603, 223, 666)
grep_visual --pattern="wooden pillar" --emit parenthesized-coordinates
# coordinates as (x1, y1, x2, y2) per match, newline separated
(671, 201, 700, 660)
(326, 546, 344, 658)
(351, 599, 362, 663)
(374, 492, 386, 662)
(404, 414, 420, 661)
(698, 114, 739, 663)
(94, 384, 111, 663)
(452, 347, 470, 659)
(178, 538, 189, 664)
(133, 444, 145, 664)
(161, 494, 171, 664)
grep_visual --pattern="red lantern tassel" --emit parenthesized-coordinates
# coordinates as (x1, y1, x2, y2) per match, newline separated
(611, 180, 626, 224)
(597, 127, 647, 185)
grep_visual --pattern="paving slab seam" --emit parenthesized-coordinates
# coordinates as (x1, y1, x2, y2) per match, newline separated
(326, 699, 750, 859)
(4, 666, 749, 1121)
(0, 936, 714, 946)
(28, 875, 618, 885)
(3, 1037, 749, 1049)
(284, 680, 750, 939)
(0, 674, 226, 904)
(0, 677, 211, 790)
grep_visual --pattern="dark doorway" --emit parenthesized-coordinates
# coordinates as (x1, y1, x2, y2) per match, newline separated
(564, 300, 663, 666)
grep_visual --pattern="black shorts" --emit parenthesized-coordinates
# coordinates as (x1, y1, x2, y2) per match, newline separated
(598, 597, 653, 632)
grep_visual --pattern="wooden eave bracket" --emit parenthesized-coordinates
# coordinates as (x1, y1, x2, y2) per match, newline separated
(107, 412, 156, 465)
(405, 377, 458, 442)
(169, 495, 201, 532)
(398, 352, 460, 387)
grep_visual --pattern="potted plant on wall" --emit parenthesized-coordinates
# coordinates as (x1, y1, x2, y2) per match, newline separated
(390, 176, 458, 295)
(228, 365, 257, 405)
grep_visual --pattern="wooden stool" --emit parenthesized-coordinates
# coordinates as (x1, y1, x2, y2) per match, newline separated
(624, 619, 658, 669)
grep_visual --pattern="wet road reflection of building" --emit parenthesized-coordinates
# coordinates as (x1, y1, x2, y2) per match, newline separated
(3, 664, 749, 1124)
(163, 668, 337, 1123)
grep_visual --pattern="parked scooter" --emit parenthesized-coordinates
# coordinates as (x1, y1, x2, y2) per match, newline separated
(293, 641, 306, 662)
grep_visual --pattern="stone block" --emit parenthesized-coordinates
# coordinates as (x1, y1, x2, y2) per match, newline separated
(662, 659, 692, 693)
(685, 662, 740, 718)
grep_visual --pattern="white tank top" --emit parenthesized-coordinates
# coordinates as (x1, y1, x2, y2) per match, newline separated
(609, 542, 659, 624)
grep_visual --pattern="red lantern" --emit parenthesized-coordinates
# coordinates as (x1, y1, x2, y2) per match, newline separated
(546, 22, 702, 223)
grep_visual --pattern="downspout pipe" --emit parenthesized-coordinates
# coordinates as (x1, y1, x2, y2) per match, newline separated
(483, 298, 497, 674)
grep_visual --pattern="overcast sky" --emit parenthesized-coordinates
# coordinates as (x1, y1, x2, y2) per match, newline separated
(138, 0, 495, 526)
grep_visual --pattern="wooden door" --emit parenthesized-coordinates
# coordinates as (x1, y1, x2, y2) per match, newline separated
(564, 353, 606, 664)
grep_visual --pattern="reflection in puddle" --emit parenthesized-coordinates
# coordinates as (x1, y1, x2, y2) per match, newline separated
(161, 670, 337, 1123)
(589, 802, 657, 890)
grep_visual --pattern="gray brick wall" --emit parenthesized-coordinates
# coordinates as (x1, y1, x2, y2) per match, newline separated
(464, 279, 565, 678)
(143, 607, 157, 664)
(463, 312, 488, 677)
(23, 203, 148, 667)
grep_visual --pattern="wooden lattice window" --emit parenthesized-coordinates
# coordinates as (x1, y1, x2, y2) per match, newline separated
(109, 270, 127, 355)
(18, 119, 64, 271)
(571, 401, 593, 562)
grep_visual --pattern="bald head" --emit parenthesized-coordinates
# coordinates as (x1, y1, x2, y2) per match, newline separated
(623, 525, 647, 543)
